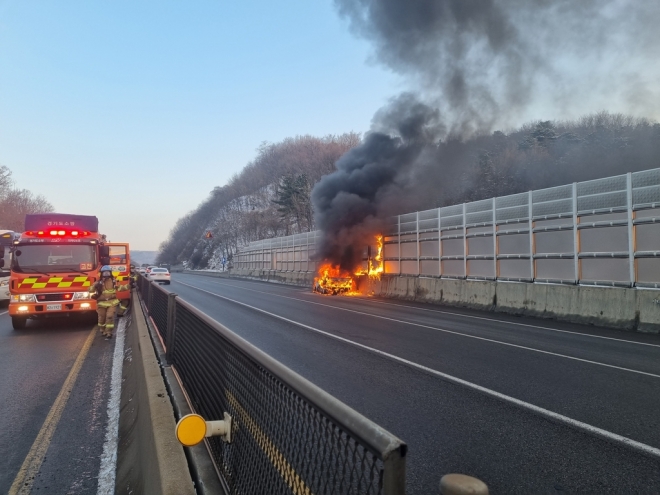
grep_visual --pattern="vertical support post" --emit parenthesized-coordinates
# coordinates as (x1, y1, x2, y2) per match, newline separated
(438, 208, 442, 277)
(462, 203, 468, 278)
(572, 182, 580, 284)
(528, 191, 535, 281)
(416, 211, 420, 276)
(492, 198, 497, 280)
(627, 172, 635, 287)
(165, 292, 177, 364)
(382, 447, 406, 495)
(398, 215, 402, 276)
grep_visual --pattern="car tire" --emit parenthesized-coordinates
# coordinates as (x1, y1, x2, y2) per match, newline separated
(165, 281, 171, 285)
(11, 316, 27, 330)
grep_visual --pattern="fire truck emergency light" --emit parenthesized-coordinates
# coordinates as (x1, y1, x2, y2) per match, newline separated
(24, 230, 91, 237)
(175, 413, 232, 447)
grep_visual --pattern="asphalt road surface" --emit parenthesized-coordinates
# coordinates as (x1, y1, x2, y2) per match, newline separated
(0, 304, 122, 494)
(166, 273, 660, 494)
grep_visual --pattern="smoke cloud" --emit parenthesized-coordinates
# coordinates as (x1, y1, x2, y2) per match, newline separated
(312, 0, 660, 270)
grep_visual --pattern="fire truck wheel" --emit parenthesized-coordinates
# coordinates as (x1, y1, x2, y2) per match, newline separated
(11, 316, 27, 330)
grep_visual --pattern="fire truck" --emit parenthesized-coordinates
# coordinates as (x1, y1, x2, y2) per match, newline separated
(5, 214, 131, 330)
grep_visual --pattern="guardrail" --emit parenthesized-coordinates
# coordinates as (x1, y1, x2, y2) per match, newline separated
(137, 276, 408, 495)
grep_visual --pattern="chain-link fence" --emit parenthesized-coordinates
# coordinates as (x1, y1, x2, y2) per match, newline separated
(235, 168, 660, 288)
(138, 277, 407, 495)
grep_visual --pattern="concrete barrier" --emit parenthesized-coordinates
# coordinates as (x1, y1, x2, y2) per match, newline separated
(365, 276, 660, 334)
(115, 299, 196, 494)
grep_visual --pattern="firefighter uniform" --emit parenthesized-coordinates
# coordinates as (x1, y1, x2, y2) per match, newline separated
(117, 266, 137, 317)
(91, 266, 130, 338)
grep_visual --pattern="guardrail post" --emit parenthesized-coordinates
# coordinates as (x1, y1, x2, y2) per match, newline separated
(438, 207, 442, 277)
(492, 198, 497, 279)
(626, 172, 635, 287)
(416, 211, 420, 276)
(397, 215, 402, 276)
(572, 182, 580, 284)
(462, 203, 468, 278)
(528, 190, 535, 281)
(166, 292, 178, 364)
(383, 447, 406, 495)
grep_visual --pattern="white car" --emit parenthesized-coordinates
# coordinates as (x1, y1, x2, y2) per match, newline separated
(0, 277, 9, 301)
(147, 267, 171, 285)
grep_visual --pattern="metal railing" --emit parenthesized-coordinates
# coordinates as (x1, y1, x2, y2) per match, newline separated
(138, 278, 407, 495)
(235, 168, 660, 288)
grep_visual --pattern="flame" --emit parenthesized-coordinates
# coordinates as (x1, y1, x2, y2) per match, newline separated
(313, 264, 355, 295)
(354, 235, 384, 279)
(313, 235, 384, 296)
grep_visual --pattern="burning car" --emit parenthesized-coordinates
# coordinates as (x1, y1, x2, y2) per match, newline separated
(313, 276, 353, 295)
(313, 236, 384, 296)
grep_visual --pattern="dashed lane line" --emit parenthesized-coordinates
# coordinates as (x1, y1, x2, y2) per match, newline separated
(177, 280, 660, 379)
(176, 280, 660, 460)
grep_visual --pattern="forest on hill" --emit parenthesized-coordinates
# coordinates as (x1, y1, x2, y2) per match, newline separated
(157, 112, 660, 269)
(0, 166, 54, 231)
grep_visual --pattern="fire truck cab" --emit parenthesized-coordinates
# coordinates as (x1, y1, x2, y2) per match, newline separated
(7, 214, 131, 330)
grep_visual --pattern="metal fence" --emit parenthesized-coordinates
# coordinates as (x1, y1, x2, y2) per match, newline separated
(234, 231, 324, 274)
(138, 278, 407, 495)
(235, 168, 660, 288)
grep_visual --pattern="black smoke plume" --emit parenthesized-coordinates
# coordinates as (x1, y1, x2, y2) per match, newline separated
(312, 0, 660, 270)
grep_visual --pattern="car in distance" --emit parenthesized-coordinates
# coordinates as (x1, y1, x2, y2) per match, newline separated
(146, 267, 171, 284)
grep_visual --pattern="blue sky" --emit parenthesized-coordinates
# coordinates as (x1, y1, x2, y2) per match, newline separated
(0, 1, 401, 250)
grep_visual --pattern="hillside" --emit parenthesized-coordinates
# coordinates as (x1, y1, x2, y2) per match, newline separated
(158, 113, 660, 269)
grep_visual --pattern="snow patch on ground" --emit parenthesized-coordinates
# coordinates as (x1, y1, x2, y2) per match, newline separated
(96, 315, 128, 495)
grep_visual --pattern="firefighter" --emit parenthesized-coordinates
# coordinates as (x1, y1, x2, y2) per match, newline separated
(117, 266, 136, 317)
(129, 264, 138, 287)
(90, 265, 129, 339)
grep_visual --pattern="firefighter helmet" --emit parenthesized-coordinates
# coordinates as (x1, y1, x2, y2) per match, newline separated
(100, 265, 113, 277)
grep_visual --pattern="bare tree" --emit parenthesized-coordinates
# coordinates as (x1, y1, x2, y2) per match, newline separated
(0, 188, 54, 231)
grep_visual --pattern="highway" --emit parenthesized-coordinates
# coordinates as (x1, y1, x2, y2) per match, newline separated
(0, 305, 123, 494)
(166, 273, 660, 494)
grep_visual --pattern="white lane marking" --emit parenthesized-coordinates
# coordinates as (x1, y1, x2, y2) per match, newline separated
(196, 276, 660, 348)
(178, 281, 660, 379)
(0, 310, 7, 316)
(347, 296, 660, 349)
(96, 316, 128, 495)
(177, 281, 660, 459)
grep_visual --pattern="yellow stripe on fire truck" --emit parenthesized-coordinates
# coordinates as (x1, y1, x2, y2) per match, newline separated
(18, 276, 91, 289)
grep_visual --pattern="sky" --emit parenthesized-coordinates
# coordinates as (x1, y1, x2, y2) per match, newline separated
(2, 2, 659, 251)
(0, 1, 401, 250)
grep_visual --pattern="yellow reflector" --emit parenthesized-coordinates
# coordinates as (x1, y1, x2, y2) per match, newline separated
(175, 414, 207, 447)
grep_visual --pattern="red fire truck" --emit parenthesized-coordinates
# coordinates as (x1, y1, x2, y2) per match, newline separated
(5, 214, 131, 330)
